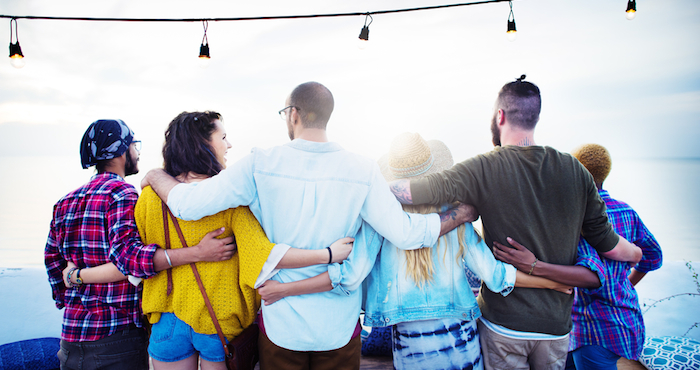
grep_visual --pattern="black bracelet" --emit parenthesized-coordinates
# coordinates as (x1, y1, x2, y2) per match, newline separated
(326, 246, 332, 264)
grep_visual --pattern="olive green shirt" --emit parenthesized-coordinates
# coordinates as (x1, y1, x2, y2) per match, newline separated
(411, 145, 618, 335)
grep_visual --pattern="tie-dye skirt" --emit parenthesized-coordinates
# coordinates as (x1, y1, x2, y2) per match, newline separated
(392, 318, 483, 370)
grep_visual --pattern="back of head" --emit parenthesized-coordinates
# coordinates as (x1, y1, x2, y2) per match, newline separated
(289, 82, 334, 129)
(496, 75, 542, 130)
(378, 133, 465, 287)
(571, 143, 612, 186)
(80, 119, 134, 171)
(162, 111, 223, 178)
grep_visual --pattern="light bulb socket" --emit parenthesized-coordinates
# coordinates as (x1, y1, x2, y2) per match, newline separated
(199, 44, 210, 59)
(9, 41, 23, 58)
(507, 19, 517, 33)
(626, 0, 636, 12)
(358, 26, 370, 41)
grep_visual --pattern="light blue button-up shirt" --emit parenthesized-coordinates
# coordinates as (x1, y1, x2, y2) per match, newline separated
(167, 139, 441, 351)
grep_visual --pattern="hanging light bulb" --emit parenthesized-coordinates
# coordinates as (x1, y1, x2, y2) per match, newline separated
(625, 0, 637, 20)
(506, 2, 517, 42)
(8, 19, 25, 69)
(357, 14, 372, 49)
(198, 20, 211, 68)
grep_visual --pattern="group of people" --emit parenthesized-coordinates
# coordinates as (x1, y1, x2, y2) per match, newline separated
(45, 77, 661, 370)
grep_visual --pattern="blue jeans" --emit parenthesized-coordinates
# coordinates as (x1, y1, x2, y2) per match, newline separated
(58, 325, 149, 370)
(565, 345, 620, 370)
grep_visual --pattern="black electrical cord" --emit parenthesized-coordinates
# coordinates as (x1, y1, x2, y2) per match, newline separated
(0, 0, 510, 23)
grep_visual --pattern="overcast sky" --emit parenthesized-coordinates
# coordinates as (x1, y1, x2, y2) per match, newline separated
(1, 0, 699, 172)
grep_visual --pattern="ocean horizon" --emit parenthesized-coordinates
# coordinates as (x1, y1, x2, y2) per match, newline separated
(0, 154, 698, 345)
(2, 154, 698, 267)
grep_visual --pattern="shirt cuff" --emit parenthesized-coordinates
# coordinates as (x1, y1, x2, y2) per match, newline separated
(500, 264, 516, 297)
(128, 242, 159, 278)
(254, 244, 291, 289)
(327, 263, 351, 296)
(634, 255, 662, 273)
(576, 259, 607, 294)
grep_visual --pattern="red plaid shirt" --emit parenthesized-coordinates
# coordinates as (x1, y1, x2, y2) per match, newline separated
(45, 172, 158, 342)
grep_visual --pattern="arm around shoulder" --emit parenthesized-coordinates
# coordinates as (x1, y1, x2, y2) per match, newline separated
(152, 227, 236, 271)
(63, 261, 127, 286)
(492, 237, 601, 289)
(600, 235, 642, 264)
(257, 272, 333, 305)
(142, 168, 180, 203)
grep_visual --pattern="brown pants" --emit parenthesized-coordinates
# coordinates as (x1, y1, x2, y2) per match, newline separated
(478, 319, 569, 370)
(258, 330, 361, 370)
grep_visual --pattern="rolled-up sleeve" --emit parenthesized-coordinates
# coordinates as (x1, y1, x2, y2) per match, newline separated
(44, 213, 66, 309)
(574, 239, 608, 294)
(108, 189, 157, 278)
(632, 215, 663, 274)
(328, 222, 384, 296)
(462, 224, 516, 296)
(581, 184, 618, 254)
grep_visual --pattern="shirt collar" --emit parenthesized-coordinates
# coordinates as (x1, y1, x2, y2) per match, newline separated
(598, 188, 611, 200)
(91, 171, 125, 182)
(286, 139, 343, 153)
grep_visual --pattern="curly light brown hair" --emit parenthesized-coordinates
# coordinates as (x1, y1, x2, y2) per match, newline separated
(571, 143, 612, 186)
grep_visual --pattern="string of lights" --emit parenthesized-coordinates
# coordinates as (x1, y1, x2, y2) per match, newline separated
(1, 0, 511, 23)
(3, 0, 637, 69)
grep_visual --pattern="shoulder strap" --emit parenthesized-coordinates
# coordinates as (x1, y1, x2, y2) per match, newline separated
(162, 201, 231, 358)
(161, 202, 174, 296)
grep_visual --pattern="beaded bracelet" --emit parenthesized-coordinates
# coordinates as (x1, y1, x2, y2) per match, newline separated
(528, 258, 539, 275)
(66, 267, 79, 286)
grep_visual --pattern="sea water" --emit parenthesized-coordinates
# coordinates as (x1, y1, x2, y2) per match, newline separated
(1, 155, 699, 341)
(2, 155, 697, 266)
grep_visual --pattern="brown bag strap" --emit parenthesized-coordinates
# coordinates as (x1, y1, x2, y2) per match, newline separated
(161, 202, 174, 296)
(162, 201, 231, 358)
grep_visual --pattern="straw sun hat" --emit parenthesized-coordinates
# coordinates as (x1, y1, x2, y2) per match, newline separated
(378, 132, 453, 182)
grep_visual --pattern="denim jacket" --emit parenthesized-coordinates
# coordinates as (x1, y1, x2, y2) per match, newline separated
(363, 221, 516, 327)
(167, 139, 441, 351)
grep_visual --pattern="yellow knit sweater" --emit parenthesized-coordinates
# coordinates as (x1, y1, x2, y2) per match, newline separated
(135, 186, 274, 339)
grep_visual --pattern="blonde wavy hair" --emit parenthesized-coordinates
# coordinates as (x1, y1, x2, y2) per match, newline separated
(402, 203, 479, 287)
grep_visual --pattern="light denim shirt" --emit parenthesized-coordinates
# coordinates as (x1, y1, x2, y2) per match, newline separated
(167, 139, 441, 351)
(363, 221, 516, 327)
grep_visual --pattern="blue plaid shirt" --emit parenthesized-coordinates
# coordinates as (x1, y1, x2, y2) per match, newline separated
(569, 189, 663, 359)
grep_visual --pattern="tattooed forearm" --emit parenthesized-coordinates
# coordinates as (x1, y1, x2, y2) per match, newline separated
(439, 208, 458, 223)
(438, 203, 478, 237)
(437, 207, 461, 237)
(389, 179, 413, 205)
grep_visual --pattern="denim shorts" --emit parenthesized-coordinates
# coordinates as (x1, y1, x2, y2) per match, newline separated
(148, 312, 226, 363)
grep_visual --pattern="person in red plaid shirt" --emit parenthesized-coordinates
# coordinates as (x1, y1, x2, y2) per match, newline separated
(45, 119, 235, 370)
